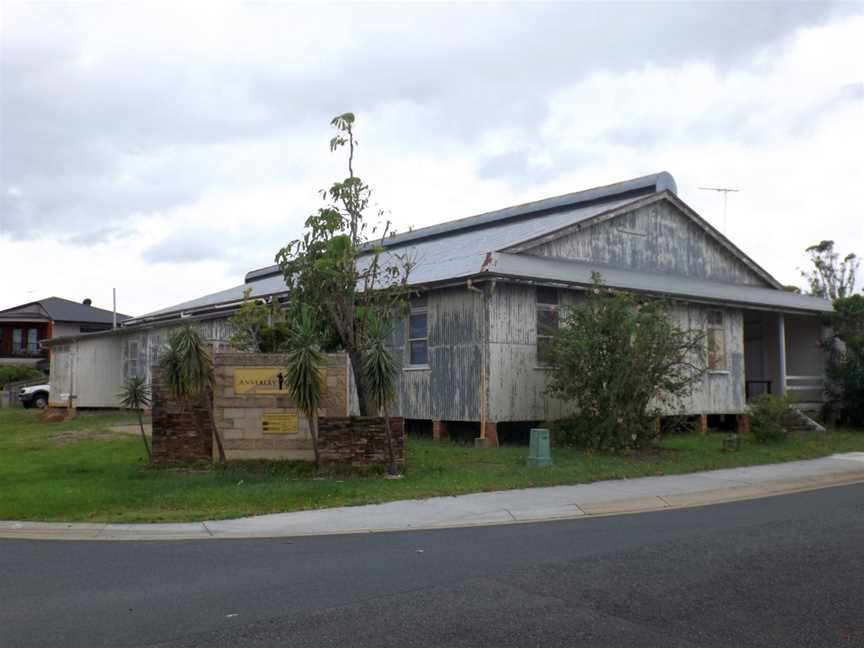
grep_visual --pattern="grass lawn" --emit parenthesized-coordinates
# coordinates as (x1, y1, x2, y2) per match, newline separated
(2, 408, 863, 523)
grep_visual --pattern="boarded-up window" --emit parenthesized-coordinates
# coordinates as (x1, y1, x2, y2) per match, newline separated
(408, 296, 428, 366)
(707, 310, 727, 370)
(536, 287, 559, 365)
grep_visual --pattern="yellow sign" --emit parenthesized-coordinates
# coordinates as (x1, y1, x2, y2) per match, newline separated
(262, 409, 299, 434)
(234, 367, 290, 395)
(234, 367, 327, 395)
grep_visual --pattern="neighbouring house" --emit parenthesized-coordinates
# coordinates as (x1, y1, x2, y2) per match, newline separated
(0, 297, 129, 369)
(43, 172, 831, 444)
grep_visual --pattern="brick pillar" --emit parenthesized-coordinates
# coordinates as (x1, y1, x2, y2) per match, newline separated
(432, 419, 448, 441)
(475, 421, 499, 448)
(737, 414, 750, 435)
(698, 414, 708, 435)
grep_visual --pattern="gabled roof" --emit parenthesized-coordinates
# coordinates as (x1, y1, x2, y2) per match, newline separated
(0, 297, 130, 324)
(136, 172, 677, 322)
(125, 170, 828, 323)
(244, 171, 677, 284)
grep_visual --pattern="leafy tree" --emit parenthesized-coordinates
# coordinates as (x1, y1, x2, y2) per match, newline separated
(227, 289, 292, 353)
(800, 240, 859, 300)
(547, 276, 706, 450)
(160, 324, 226, 464)
(362, 317, 400, 476)
(284, 308, 325, 472)
(276, 112, 412, 415)
(118, 376, 152, 462)
(823, 294, 864, 427)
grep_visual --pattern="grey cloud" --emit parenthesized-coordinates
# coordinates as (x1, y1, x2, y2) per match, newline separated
(477, 148, 598, 189)
(142, 229, 236, 264)
(1, 2, 856, 243)
(789, 82, 864, 136)
(63, 226, 135, 247)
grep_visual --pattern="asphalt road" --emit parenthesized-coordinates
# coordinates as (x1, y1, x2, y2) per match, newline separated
(2, 484, 864, 648)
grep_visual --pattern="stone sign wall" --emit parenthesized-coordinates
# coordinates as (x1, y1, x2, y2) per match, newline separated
(213, 352, 348, 461)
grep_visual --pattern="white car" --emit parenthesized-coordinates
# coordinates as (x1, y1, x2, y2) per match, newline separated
(19, 384, 50, 409)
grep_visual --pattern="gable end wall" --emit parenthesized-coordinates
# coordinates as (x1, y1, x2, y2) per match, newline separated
(525, 201, 771, 287)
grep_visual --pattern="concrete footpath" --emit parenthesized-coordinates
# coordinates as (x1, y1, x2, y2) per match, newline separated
(3, 453, 864, 542)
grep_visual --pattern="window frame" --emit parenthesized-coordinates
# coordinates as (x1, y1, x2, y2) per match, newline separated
(127, 340, 140, 378)
(706, 309, 727, 371)
(536, 287, 559, 367)
(406, 297, 429, 368)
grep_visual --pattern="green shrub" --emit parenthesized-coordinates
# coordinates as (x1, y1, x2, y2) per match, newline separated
(0, 365, 44, 389)
(546, 276, 705, 450)
(748, 394, 798, 443)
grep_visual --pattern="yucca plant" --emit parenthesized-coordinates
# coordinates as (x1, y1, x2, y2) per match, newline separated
(118, 376, 152, 462)
(160, 324, 226, 463)
(284, 308, 325, 472)
(362, 317, 399, 476)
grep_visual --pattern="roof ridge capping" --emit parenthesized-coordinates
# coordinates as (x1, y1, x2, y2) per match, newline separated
(243, 171, 676, 284)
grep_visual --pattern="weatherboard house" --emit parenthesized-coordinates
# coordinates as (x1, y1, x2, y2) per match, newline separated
(45, 172, 830, 445)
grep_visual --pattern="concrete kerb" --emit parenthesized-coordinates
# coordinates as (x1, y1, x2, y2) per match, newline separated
(3, 455, 864, 542)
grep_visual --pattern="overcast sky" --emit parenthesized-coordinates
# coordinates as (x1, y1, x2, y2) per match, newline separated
(2, 1, 862, 316)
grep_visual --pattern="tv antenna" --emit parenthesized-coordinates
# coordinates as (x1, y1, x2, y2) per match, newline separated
(698, 186, 739, 235)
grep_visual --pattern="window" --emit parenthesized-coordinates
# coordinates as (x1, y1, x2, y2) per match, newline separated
(408, 296, 428, 366)
(707, 310, 727, 370)
(536, 287, 559, 365)
(126, 340, 140, 378)
(27, 328, 39, 355)
(149, 335, 161, 366)
(12, 328, 22, 355)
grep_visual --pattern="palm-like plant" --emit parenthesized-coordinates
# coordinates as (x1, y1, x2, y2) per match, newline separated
(284, 308, 325, 472)
(118, 376, 152, 462)
(160, 324, 226, 464)
(362, 317, 399, 476)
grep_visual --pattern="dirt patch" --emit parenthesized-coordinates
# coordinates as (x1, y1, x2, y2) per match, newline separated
(50, 429, 125, 446)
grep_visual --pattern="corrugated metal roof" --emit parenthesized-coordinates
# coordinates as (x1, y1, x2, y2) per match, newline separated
(130, 274, 287, 321)
(243, 171, 676, 283)
(357, 195, 642, 287)
(128, 169, 826, 323)
(133, 195, 642, 322)
(363, 171, 677, 252)
(483, 253, 832, 313)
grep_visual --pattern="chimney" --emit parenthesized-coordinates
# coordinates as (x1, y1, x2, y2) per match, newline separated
(83, 298, 92, 306)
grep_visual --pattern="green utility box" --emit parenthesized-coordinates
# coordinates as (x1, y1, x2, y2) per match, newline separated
(527, 428, 553, 467)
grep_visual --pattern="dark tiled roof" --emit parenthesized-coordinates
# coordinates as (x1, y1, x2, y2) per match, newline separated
(0, 297, 131, 324)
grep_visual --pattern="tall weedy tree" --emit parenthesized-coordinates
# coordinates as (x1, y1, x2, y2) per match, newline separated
(118, 376, 152, 462)
(362, 317, 400, 476)
(800, 240, 859, 300)
(548, 276, 706, 450)
(276, 112, 412, 415)
(160, 324, 226, 464)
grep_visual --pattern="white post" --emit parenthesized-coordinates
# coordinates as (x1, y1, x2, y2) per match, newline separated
(112, 288, 117, 329)
(778, 313, 786, 396)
